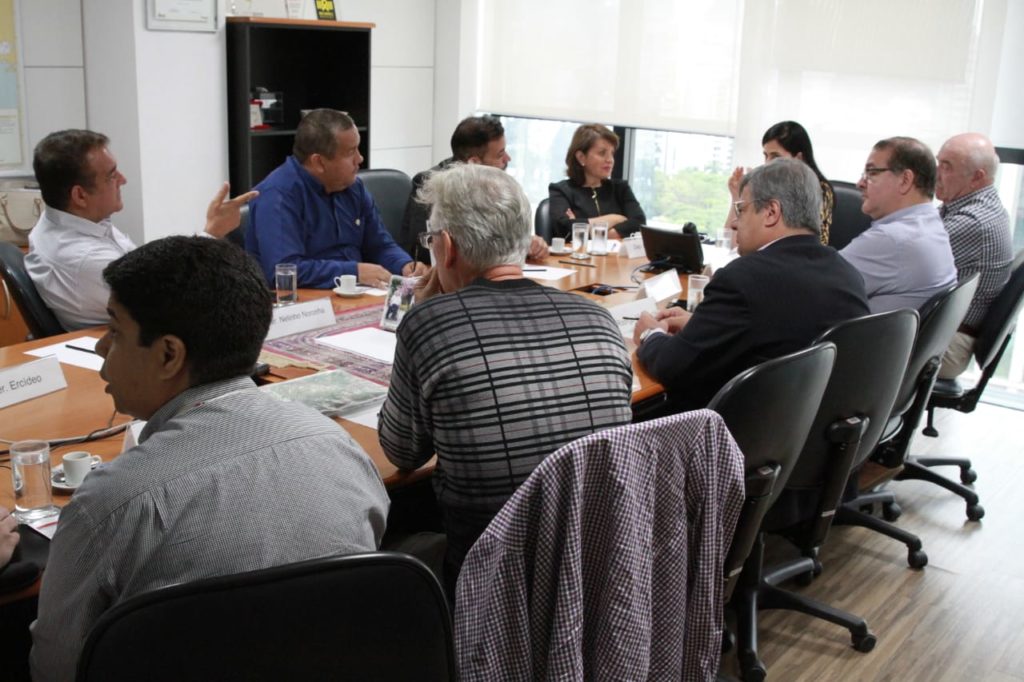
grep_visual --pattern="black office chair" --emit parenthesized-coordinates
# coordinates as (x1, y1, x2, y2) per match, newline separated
(835, 274, 979, 566)
(735, 310, 917, 670)
(828, 181, 872, 251)
(0, 241, 65, 340)
(534, 197, 553, 244)
(224, 204, 249, 249)
(916, 249, 1024, 493)
(76, 552, 456, 682)
(708, 342, 837, 682)
(358, 168, 414, 243)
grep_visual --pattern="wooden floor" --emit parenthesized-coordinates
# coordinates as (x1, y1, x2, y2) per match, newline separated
(719, 402, 1024, 681)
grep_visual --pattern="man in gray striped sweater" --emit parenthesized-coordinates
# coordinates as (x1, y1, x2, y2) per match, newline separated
(378, 163, 633, 590)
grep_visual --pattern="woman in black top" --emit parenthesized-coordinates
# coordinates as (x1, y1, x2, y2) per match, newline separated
(548, 124, 647, 240)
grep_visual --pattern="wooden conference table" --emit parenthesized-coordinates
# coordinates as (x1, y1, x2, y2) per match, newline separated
(0, 250, 676, 512)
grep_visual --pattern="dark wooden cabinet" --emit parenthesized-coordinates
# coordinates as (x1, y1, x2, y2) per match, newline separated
(226, 17, 374, 191)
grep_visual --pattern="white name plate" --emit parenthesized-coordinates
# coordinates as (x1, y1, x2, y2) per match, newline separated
(639, 268, 683, 303)
(622, 236, 646, 259)
(0, 356, 68, 409)
(266, 297, 336, 340)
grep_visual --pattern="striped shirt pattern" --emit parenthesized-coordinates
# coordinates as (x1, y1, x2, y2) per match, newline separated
(30, 377, 390, 682)
(379, 278, 634, 513)
(454, 410, 745, 681)
(941, 185, 1013, 329)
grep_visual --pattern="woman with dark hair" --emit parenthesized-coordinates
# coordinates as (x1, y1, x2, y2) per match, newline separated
(728, 121, 834, 244)
(548, 124, 647, 241)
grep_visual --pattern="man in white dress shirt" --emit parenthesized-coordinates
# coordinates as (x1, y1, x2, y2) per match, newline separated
(25, 129, 255, 330)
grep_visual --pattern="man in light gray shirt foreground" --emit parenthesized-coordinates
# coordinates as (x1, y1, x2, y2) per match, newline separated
(839, 136, 956, 314)
(30, 237, 389, 682)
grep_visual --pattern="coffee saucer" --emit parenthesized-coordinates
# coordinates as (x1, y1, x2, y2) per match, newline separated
(549, 247, 572, 255)
(51, 461, 102, 493)
(333, 287, 364, 298)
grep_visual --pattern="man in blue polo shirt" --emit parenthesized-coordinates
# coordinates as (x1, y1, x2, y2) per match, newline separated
(247, 109, 429, 289)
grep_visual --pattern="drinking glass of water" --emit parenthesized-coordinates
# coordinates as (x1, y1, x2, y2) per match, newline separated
(687, 274, 710, 311)
(275, 263, 298, 305)
(571, 223, 590, 260)
(11, 440, 59, 523)
(590, 221, 609, 256)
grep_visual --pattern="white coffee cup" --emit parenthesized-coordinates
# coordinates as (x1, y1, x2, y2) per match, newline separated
(62, 451, 102, 488)
(334, 274, 358, 294)
(551, 237, 566, 252)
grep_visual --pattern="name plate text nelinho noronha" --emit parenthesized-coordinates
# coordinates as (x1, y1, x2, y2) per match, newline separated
(0, 356, 68, 409)
(266, 297, 336, 340)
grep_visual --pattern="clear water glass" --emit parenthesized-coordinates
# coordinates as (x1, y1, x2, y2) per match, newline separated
(275, 263, 298, 305)
(571, 223, 590, 260)
(12, 440, 59, 523)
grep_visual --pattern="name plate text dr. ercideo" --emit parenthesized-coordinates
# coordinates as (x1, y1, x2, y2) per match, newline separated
(0, 356, 68, 409)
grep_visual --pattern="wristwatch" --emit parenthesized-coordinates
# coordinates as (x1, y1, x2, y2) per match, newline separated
(639, 327, 667, 344)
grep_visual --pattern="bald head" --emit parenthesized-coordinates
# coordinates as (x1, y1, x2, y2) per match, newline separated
(936, 133, 1000, 203)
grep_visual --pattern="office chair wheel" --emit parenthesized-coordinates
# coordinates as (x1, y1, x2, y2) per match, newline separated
(960, 468, 977, 484)
(739, 660, 766, 682)
(966, 503, 985, 521)
(721, 628, 735, 654)
(908, 549, 928, 569)
(882, 501, 902, 522)
(852, 632, 877, 653)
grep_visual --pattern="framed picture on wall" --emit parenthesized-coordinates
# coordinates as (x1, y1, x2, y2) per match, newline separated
(146, 0, 217, 33)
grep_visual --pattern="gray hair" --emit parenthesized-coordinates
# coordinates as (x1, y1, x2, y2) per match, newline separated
(738, 158, 822, 234)
(418, 163, 532, 270)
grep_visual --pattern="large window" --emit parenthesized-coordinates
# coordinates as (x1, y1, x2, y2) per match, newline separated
(501, 117, 583, 214)
(630, 129, 734, 234)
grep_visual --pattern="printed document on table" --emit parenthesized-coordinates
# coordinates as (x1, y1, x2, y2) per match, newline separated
(607, 298, 658, 339)
(25, 336, 104, 371)
(316, 327, 397, 364)
(523, 266, 575, 281)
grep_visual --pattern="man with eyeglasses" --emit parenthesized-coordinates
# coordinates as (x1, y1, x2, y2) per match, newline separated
(838, 136, 956, 314)
(379, 163, 632, 593)
(633, 159, 868, 413)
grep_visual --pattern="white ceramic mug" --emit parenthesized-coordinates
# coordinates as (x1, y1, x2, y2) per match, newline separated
(334, 274, 358, 294)
(551, 237, 566, 252)
(62, 451, 102, 488)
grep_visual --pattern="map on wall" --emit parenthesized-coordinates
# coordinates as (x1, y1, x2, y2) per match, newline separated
(0, 0, 23, 167)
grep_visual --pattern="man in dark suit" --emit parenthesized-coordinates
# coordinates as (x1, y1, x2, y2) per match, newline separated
(634, 158, 869, 412)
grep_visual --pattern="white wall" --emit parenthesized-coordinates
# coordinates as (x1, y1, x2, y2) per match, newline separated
(130, 3, 229, 242)
(81, 0, 145, 243)
(17, 0, 86, 157)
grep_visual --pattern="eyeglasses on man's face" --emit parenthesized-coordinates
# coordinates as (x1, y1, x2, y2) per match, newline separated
(860, 167, 893, 182)
(732, 200, 749, 219)
(418, 221, 446, 249)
